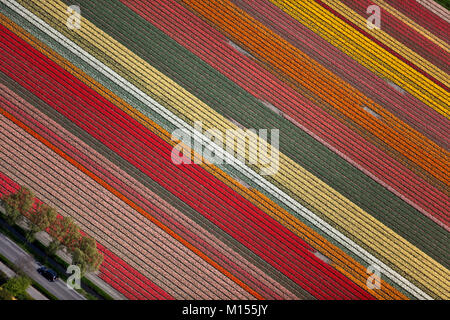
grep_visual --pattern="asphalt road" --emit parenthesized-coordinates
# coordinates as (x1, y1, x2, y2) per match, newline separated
(0, 232, 85, 300)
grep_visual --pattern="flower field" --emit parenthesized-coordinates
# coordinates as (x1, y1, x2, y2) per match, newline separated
(0, 0, 448, 300)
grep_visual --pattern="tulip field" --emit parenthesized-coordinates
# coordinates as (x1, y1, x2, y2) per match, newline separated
(0, 0, 448, 300)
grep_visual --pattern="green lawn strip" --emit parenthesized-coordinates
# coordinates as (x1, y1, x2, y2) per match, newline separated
(82, 277, 114, 300)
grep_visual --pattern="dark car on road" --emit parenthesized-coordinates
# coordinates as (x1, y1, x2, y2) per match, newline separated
(37, 266, 58, 282)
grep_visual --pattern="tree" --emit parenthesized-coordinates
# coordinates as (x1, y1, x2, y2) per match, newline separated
(0, 288, 13, 300)
(72, 237, 103, 275)
(25, 230, 36, 243)
(47, 239, 61, 256)
(81, 237, 103, 271)
(16, 187, 34, 216)
(62, 217, 81, 249)
(1, 192, 20, 224)
(79, 236, 96, 252)
(2, 276, 31, 297)
(49, 217, 65, 254)
(27, 203, 57, 242)
(72, 248, 88, 275)
(2, 187, 34, 224)
(49, 216, 79, 254)
(0, 271, 8, 285)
